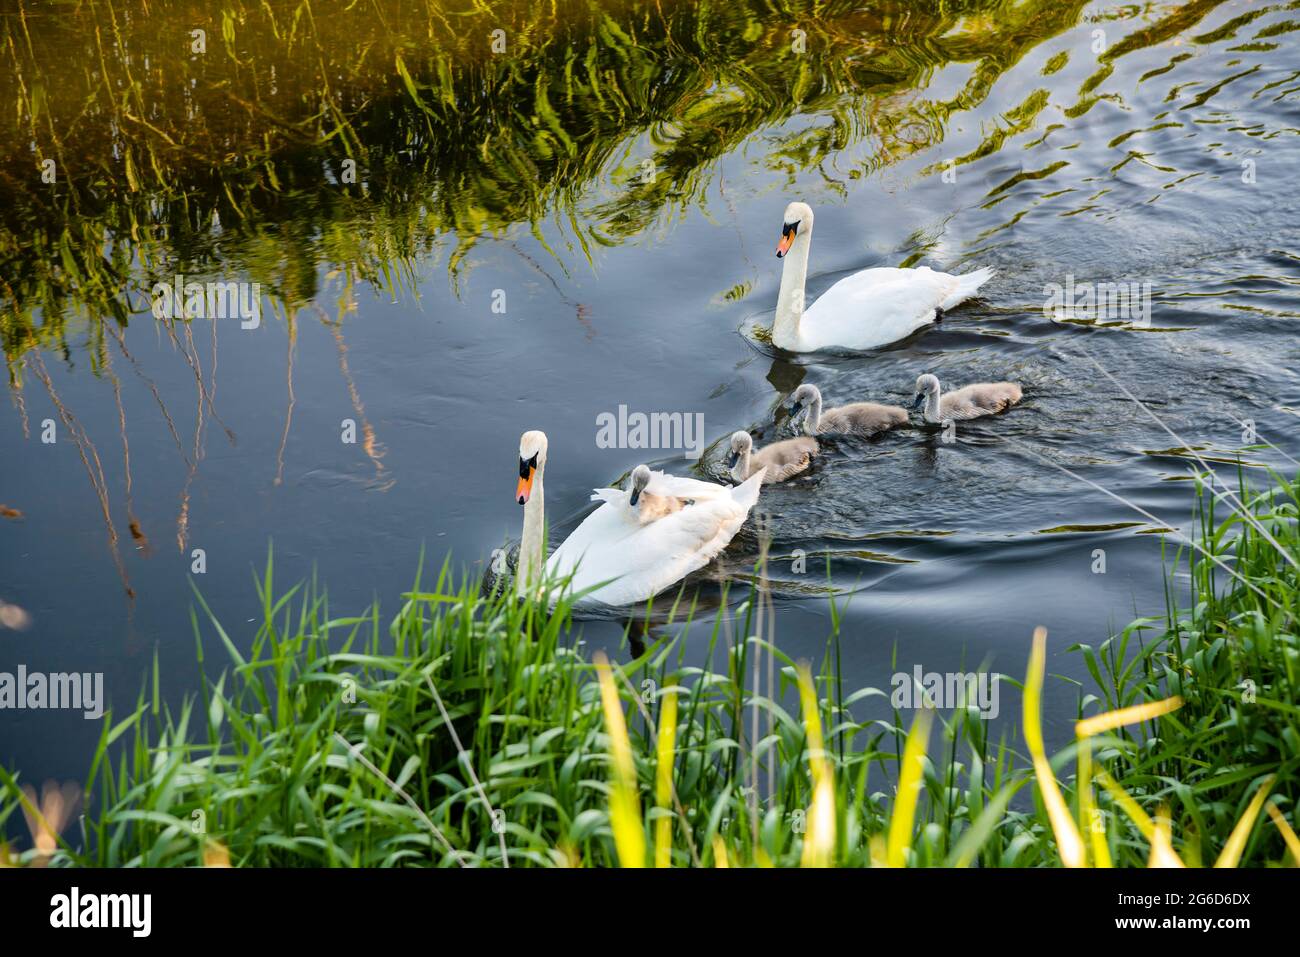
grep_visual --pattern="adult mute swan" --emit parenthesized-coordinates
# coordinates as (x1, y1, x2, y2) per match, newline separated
(910, 374, 1022, 423)
(727, 431, 818, 484)
(514, 431, 765, 608)
(787, 383, 908, 437)
(771, 201, 994, 352)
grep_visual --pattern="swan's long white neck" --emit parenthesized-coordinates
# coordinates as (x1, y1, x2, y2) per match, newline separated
(517, 460, 546, 597)
(773, 229, 811, 350)
(923, 385, 943, 424)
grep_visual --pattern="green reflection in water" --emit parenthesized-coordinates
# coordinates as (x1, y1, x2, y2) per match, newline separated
(0, 0, 1245, 366)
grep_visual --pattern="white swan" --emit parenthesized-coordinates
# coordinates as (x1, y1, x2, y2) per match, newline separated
(788, 383, 908, 437)
(514, 432, 765, 608)
(771, 201, 994, 352)
(910, 373, 1023, 423)
(727, 430, 818, 484)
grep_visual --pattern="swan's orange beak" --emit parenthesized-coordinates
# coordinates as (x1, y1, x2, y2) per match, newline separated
(776, 222, 796, 258)
(516, 460, 535, 505)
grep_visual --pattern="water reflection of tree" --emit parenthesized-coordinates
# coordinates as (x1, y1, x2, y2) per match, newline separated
(1, 0, 1115, 354)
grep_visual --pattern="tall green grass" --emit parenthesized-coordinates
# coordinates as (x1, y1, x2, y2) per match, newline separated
(1, 470, 1297, 867)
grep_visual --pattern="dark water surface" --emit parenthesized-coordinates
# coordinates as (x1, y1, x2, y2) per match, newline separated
(2, 0, 1298, 789)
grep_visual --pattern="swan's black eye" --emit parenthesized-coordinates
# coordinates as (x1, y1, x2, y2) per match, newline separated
(518, 454, 537, 478)
(782, 221, 798, 237)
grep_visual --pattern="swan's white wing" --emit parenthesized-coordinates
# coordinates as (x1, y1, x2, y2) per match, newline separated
(587, 485, 645, 528)
(646, 470, 732, 501)
(800, 267, 947, 350)
(799, 266, 988, 351)
(590, 487, 626, 506)
(547, 469, 764, 608)
(547, 498, 636, 584)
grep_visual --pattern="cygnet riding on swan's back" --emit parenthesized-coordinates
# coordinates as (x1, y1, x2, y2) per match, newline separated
(621, 465, 682, 524)
(771, 202, 994, 352)
(514, 431, 765, 609)
(910, 374, 1023, 423)
(727, 430, 818, 484)
(788, 383, 908, 437)
(609, 464, 734, 525)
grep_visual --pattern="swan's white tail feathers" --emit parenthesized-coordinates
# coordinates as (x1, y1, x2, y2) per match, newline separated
(940, 266, 995, 310)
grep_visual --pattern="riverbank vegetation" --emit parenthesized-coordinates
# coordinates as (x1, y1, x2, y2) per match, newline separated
(2, 468, 1297, 867)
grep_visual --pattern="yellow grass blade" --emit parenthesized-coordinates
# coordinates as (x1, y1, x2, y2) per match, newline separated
(1148, 806, 1186, 868)
(653, 690, 679, 868)
(1096, 770, 1155, 842)
(594, 653, 646, 868)
(1077, 738, 1111, 868)
(804, 774, 836, 868)
(796, 663, 836, 868)
(1024, 627, 1086, 867)
(868, 834, 887, 868)
(886, 706, 934, 868)
(1265, 803, 1300, 865)
(203, 841, 231, 867)
(1214, 776, 1274, 868)
(1075, 695, 1184, 738)
(711, 834, 730, 868)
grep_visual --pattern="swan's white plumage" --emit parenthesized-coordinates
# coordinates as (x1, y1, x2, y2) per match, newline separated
(770, 201, 993, 353)
(548, 468, 765, 608)
(779, 265, 994, 353)
(646, 472, 734, 501)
